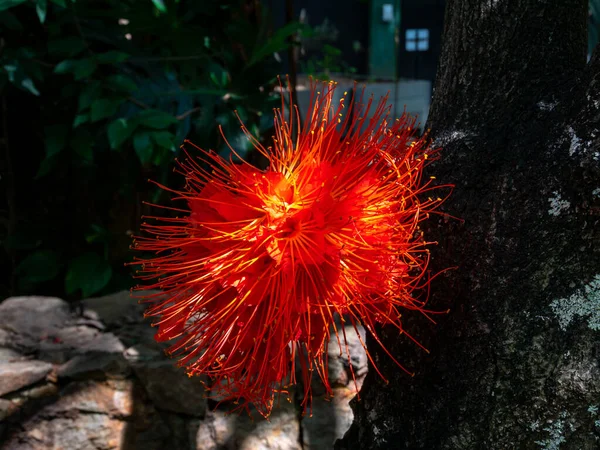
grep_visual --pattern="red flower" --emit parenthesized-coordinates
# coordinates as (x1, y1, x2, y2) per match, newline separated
(132, 80, 447, 417)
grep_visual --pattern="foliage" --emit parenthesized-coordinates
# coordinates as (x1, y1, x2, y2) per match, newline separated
(0, 0, 303, 301)
(298, 18, 357, 79)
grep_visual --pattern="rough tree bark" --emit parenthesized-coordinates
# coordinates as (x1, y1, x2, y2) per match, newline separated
(337, 0, 600, 448)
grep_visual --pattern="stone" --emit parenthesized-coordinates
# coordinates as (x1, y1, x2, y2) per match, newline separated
(0, 347, 22, 363)
(0, 360, 53, 396)
(191, 413, 236, 450)
(0, 297, 70, 339)
(193, 400, 302, 450)
(338, 324, 368, 377)
(57, 332, 128, 379)
(0, 328, 10, 347)
(0, 290, 363, 449)
(302, 386, 358, 449)
(83, 290, 158, 328)
(57, 352, 130, 379)
(5, 413, 126, 450)
(0, 398, 16, 421)
(0, 380, 171, 450)
(125, 344, 207, 416)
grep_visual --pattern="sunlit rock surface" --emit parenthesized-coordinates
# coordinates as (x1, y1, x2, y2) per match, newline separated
(0, 291, 367, 449)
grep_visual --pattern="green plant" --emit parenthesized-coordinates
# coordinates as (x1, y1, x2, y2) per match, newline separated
(0, 0, 303, 301)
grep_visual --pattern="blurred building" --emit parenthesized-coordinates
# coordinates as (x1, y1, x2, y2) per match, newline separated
(271, 0, 600, 125)
(270, 0, 447, 126)
(591, 0, 600, 60)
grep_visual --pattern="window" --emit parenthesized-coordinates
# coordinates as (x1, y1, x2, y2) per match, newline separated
(405, 28, 429, 52)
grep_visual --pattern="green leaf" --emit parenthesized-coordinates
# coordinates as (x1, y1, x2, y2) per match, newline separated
(85, 224, 109, 244)
(4, 231, 42, 251)
(21, 78, 40, 96)
(0, 11, 23, 30)
(151, 147, 171, 166)
(0, 0, 27, 13)
(90, 98, 121, 122)
(248, 22, 307, 67)
(16, 250, 61, 284)
(73, 113, 89, 128)
(36, 0, 47, 23)
(150, 130, 175, 150)
(65, 252, 112, 298)
(55, 58, 97, 79)
(133, 131, 153, 164)
(78, 81, 101, 111)
(35, 153, 59, 178)
(48, 37, 86, 57)
(105, 74, 137, 92)
(70, 130, 94, 163)
(134, 109, 178, 129)
(54, 59, 75, 73)
(44, 124, 68, 157)
(73, 58, 97, 80)
(151, 0, 167, 13)
(49, 0, 66, 6)
(107, 118, 135, 150)
(96, 51, 129, 64)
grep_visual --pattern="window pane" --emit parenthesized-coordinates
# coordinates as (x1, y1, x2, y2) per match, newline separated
(406, 41, 417, 51)
(405, 29, 417, 40)
(417, 40, 429, 51)
(417, 29, 429, 39)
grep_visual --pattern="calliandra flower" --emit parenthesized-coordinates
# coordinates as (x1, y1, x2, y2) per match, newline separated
(131, 80, 448, 418)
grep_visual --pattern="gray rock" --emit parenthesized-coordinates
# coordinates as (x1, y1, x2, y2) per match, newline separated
(191, 413, 236, 450)
(57, 333, 128, 379)
(83, 290, 157, 328)
(0, 290, 364, 449)
(302, 386, 357, 450)
(36, 325, 100, 364)
(57, 353, 130, 379)
(0, 360, 53, 396)
(0, 328, 10, 347)
(1, 382, 59, 422)
(0, 347, 22, 363)
(0, 297, 70, 339)
(0, 398, 15, 421)
(77, 332, 125, 354)
(337, 324, 368, 377)
(125, 344, 207, 416)
(193, 400, 302, 450)
(0, 380, 170, 450)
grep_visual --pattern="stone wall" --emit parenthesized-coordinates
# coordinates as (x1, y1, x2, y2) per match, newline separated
(0, 291, 366, 450)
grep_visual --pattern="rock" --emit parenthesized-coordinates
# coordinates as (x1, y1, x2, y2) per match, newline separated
(302, 386, 357, 450)
(0, 360, 53, 396)
(0, 328, 10, 347)
(79, 332, 125, 354)
(47, 381, 134, 417)
(0, 290, 365, 449)
(0, 398, 15, 421)
(125, 344, 207, 416)
(83, 290, 157, 328)
(56, 332, 128, 379)
(57, 352, 129, 379)
(192, 400, 302, 450)
(309, 324, 368, 395)
(338, 324, 368, 377)
(0, 297, 70, 339)
(2, 382, 59, 422)
(1, 380, 170, 450)
(0, 348, 22, 363)
(191, 412, 236, 450)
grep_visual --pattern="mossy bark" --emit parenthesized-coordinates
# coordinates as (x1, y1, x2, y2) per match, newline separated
(337, 0, 600, 448)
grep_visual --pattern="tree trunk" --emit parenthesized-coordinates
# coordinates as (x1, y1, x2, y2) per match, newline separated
(337, 0, 600, 448)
